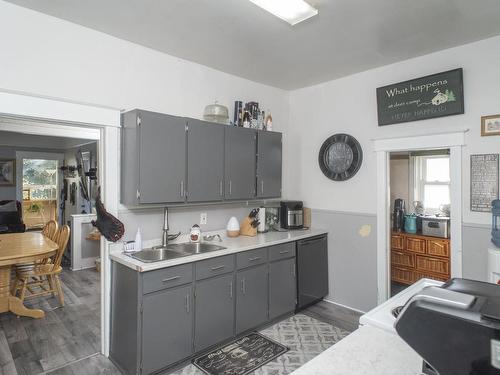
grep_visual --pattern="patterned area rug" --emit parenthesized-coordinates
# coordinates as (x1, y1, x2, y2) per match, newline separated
(172, 314, 350, 375)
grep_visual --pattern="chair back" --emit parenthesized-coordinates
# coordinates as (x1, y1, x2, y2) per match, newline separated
(52, 225, 70, 268)
(42, 220, 59, 240)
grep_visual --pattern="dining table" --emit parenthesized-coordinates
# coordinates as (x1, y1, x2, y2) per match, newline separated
(0, 232, 58, 318)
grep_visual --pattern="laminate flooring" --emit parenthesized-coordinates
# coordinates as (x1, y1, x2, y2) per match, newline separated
(0, 268, 361, 375)
(0, 268, 111, 375)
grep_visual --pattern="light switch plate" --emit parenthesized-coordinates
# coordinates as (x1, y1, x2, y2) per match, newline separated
(200, 212, 208, 225)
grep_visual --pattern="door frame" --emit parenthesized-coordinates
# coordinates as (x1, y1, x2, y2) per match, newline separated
(0, 90, 120, 356)
(374, 130, 466, 304)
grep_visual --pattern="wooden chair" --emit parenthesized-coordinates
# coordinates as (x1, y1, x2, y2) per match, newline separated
(12, 225, 71, 306)
(41, 220, 58, 241)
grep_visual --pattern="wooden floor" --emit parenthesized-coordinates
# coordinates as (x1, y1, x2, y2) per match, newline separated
(0, 269, 362, 375)
(0, 268, 106, 375)
(301, 300, 362, 332)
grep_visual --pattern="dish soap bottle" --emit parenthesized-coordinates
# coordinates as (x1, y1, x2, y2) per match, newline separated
(134, 228, 142, 251)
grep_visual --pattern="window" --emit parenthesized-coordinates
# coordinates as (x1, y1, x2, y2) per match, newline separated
(22, 159, 58, 200)
(413, 154, 450, 214)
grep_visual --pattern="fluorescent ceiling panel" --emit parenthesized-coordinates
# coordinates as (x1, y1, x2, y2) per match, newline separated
(248, 0, 318, 25)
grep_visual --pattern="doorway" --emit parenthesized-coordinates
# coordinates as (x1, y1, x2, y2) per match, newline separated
(374, 131, 465, 304)
(389, 149, 452, 296)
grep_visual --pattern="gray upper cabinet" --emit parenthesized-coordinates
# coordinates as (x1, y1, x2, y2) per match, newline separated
(121, 109, 282, 206)
(269, 258, 296, 320)
(187, 119, 225, 202)
(257, 131, 282, 198)
(236, 264, 268, 334)
(142, 285, 193, 374)
(224, 127, 257, 200)
(194, 274, 235, 352)
(121, 110, 187, 205)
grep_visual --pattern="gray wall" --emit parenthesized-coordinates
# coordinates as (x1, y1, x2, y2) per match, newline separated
(0, 147, 16, 200)
(312, 209, 378, 312)
(462, 223, 493, 282)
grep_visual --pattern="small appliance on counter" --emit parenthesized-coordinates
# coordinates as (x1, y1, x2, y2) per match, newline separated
(395, 278, 500, 375)
(393, 199, 406, 232)
(280, 201, 304, 230)
(422, 216, 450, 238)
(226, 216, 240, 237)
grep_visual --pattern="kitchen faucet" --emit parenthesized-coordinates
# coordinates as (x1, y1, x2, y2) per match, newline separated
(157, 207, 180, 249)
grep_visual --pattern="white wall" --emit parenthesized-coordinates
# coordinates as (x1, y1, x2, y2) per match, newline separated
(286, 35, 500, 225)
(0, 1, 289, 240)
(389, 157, 410, 212)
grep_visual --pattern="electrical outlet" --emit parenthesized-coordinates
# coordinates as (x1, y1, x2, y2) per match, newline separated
(200, 212, 208, 225)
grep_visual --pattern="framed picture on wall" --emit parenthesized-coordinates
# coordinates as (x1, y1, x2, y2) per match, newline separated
(0, 159, 15, 186)
(481, 114, 500, 136)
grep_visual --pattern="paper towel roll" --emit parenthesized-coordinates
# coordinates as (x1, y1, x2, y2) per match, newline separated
(258, 207, 266, 232)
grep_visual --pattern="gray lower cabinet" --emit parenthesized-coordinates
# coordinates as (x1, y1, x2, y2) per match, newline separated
(224, 127, 257, 200)
(257, 131, 282, 198)
(111, 241, 307, 375)
(187, 119, 225, 202)
(194, 274, 234, 351)
(121, 110, 187, 205)
(142, 285, 193, 374)
(236, 264, 269, 334)
(269, 258, 297, 320)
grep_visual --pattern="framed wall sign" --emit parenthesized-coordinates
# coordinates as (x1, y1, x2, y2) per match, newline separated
(470, 154, 499, 212)
(377, 68, 464, 126)
(318, 134, 363, 181)
(481, 114, 500, 136)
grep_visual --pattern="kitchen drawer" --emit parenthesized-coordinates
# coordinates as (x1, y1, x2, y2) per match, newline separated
(415, 271, 449, 283)
(237, 248, 268, 269)
(269, 242, 296, 262)
(391, 250, 415, 268)
(391, 234, 405, 250)
(143, 264, 193, 294)
(406, 237, 426, 254)
(391, 266, 415, 285)
(416, 255, 449, 276)
(195, 254, 235, 280)
(426, 239, 450, 258)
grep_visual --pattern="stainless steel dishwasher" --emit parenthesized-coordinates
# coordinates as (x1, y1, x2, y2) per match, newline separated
(296, 235, 329, 310)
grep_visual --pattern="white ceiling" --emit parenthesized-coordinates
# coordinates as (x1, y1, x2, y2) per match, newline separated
(6, 0, 500, 89)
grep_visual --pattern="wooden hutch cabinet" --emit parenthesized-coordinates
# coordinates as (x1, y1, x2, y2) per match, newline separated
(391, 232, 450, 285)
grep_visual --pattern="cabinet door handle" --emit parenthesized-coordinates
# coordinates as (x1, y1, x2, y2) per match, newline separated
(219, 180, 223, 196)
(279, 250, 289, 254)
(162, 276, 180, 283)
(185, 294, 190, 314)
(229, 281, 233, 299)
(292, 263, 296, 278)
(211, 265, 225, 271)
(241, 278, 246, 295)
(180, 181, 184, 197)
(248, 256, 261, 262)
(229, 180, 232, 195)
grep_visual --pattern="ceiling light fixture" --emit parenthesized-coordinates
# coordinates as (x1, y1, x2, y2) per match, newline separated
(248, 0, 318, 25)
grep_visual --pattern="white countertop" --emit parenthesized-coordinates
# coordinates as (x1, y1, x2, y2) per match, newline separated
(291, 325, 423, 375)
(110, 228, 327, 272)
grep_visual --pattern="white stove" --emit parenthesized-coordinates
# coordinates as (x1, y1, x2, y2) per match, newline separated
(359, 278, 443, 334)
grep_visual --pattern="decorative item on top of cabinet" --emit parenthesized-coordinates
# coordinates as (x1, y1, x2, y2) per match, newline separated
(203, 101, 229, 125)
(318, 134, 363, 181)
(391, 231, 450, 285)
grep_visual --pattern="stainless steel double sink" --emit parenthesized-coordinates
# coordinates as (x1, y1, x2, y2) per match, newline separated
(127, 242, 227, 263)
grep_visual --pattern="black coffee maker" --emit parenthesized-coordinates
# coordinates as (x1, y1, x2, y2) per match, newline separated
(393, 199, 406, 232)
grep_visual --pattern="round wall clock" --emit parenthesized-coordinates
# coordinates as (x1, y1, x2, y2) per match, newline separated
(318, 133, 363, 181)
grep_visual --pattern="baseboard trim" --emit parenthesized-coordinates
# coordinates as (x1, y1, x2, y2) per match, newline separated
(322, 298, 366, 315)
